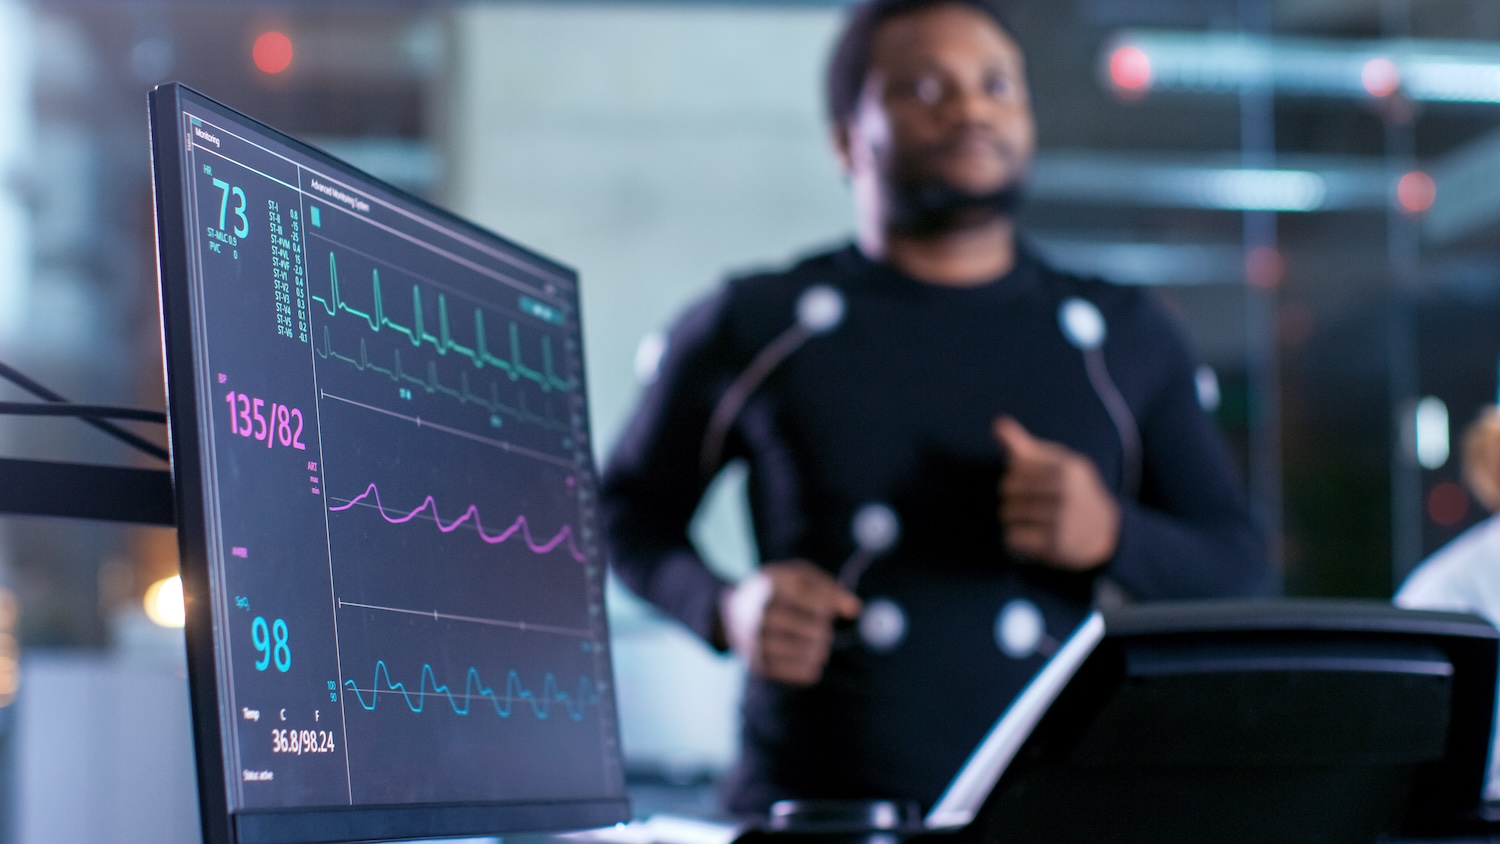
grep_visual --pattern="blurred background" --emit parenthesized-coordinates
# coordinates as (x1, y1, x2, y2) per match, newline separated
(0, 0, 1497, 840)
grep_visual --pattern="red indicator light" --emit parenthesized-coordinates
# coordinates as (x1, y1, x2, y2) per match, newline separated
(1397, 171, 1436, 215)
(1362, 57, 1400, 98)
(1109, 45, 1152, 94)
(253, 31, 294, 75)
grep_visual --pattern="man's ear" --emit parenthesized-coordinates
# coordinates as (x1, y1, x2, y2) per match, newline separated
(831, 122, 855, 175)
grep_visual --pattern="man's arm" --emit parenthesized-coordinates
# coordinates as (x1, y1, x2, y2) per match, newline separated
(1107, 404, 1269, 598)
(1104, 309, 1269, 599)
(600, 293, 737, 643)
(993, 293, 1268, 599)
(600, 286, 861, 683)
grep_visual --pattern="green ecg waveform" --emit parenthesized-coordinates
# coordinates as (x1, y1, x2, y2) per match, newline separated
(311, 252, 575, 393)
(317, 326, 568, 432)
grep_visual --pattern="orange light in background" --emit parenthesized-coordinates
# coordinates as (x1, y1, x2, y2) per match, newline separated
(0, 589, 16, 708)
(144, 575, 186, 629)
(1108, 45, 1152, 95)
(0, 633, 16, 708)
(1427, 481, 1470, 527)
(1361, 57, 1400, 98)
(1397, 170, 1437, 214)
(252, 30, 294, 75)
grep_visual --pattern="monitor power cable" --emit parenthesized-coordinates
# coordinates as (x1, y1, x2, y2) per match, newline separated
(0, 360, 169, 462)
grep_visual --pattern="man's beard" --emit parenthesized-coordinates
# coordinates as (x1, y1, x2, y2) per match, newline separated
(885, 176, 1026, 237)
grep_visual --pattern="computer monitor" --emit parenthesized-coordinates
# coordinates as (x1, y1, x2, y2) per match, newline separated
(149, 83, 628, 844)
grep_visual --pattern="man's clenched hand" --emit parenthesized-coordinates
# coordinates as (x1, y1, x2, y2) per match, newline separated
(719, 560, 862, 686)
(993, 416, 1120, 571)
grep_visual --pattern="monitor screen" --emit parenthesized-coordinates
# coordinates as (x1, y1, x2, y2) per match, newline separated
(149, 83, 628, 844)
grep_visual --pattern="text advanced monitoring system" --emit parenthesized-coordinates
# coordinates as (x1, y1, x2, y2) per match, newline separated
(179, 110, 621, 810)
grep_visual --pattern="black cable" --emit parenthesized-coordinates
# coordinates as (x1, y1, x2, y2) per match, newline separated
(0, 360, 170, 462)
(0, 402, 167, 423)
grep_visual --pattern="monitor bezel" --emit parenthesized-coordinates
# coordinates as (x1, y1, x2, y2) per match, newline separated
(148, 81, 629, 844)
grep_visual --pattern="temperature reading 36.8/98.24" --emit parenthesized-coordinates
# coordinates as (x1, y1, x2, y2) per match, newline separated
(225, 391, 308, 451)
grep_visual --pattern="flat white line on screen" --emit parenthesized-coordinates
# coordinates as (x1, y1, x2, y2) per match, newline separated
(291, 162, 359, 802)
(185, 110, 575, 295)
(296, 159, 573, 295)
(318, 391, 578, 470)
(189, 140, 299, 191)
(337, 599, 593, 639)
(190, 137, 567, 310)
(302, 193, 570, 311)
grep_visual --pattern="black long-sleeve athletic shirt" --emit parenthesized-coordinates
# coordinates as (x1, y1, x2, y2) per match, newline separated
(600, 243, 1268, 813)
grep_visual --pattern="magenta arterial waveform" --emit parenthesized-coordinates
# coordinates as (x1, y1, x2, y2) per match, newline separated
(329, 482, 587, 562)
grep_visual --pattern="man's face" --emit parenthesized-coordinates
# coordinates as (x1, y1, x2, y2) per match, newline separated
(839, 4, 1035, 230)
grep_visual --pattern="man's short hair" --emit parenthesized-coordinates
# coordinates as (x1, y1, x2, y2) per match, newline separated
(825, 0, 1017, 127)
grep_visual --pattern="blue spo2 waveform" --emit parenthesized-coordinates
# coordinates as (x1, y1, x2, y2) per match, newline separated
(166, 94, 623, 815)
(343, 661, 599, 720)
